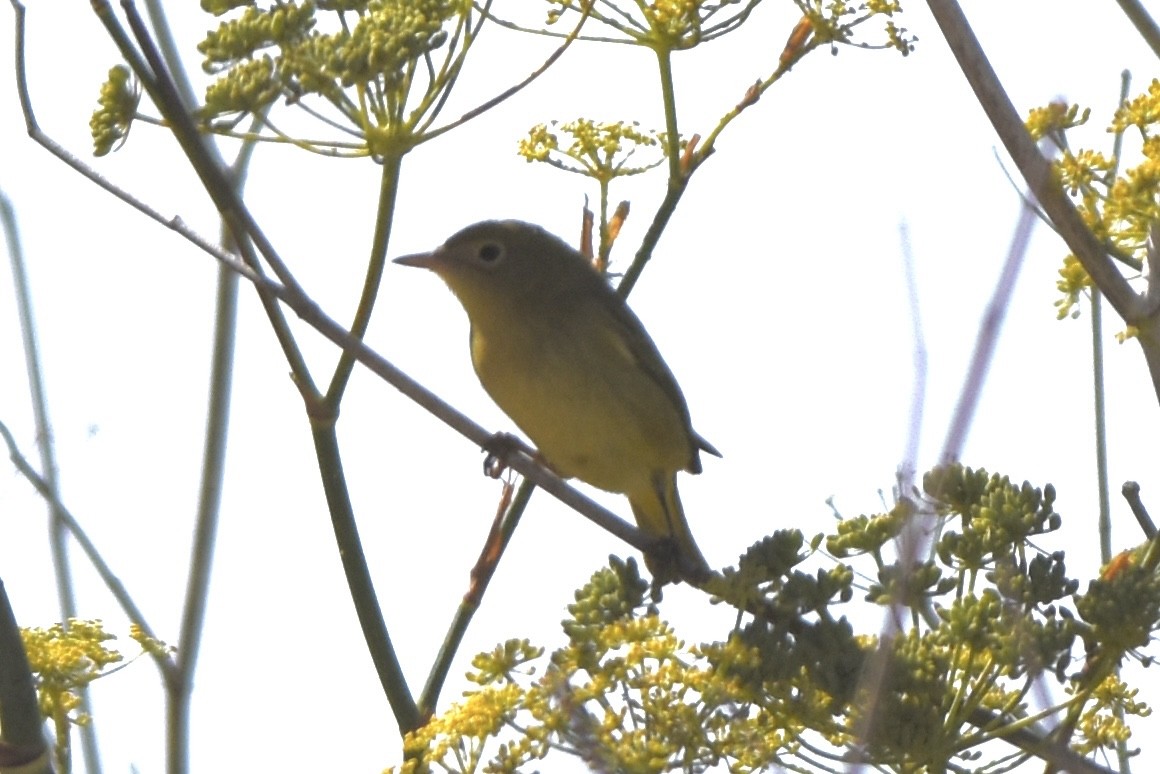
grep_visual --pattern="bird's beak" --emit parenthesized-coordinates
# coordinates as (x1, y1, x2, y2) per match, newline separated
(393, 250, 439, 270)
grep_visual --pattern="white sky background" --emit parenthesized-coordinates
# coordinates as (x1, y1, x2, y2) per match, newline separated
(1, 1, 1158, 772)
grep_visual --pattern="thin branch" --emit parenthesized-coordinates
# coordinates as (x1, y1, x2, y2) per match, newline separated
(0, 421, 179, 682)
(921, 184, 1042, 574)
(8, 3, 260, 285)
(7, 81, 659, 594)
(324, 153, 403, 405)
(990, 146, 1142, 273)
(0, 194, 77, 623)
(1122, 482, 1158, 540)
(89, 0, 318, 395)
(474, 2, 637, 46)
(310, 425, 420, 732)
(852, 224, 929, 756)
(11, 23, 658, 600)
(116, 0, 305, 299)
(1095, 70, 1132, 565)
(418, 475, 531, 719)
(421, 3, 591, 142)
(940, 189, 1040, 463)
(925, 0, 1140, 322)
(897, 221, 927, 495)
(142, 0, 196, 108)
(1114, 0, 1160, 60)
(175, 131, 258, 688)
(0, 188, 99, 774)
(169, 114, 268, 774)
(966, 707, 1115, 774)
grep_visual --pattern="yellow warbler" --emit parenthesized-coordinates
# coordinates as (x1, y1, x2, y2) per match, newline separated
(395, 220, 717, 584)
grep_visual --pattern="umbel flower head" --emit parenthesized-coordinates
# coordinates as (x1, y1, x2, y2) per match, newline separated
(519, 120, 669, 182)
(92, 1, 477, 159)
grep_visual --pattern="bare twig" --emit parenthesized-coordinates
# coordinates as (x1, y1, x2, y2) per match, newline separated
(1114, 0, 1160, 60)
(0, 187, 102, 774)
(1122, 482, 1158, 540)
(897, 222, 927, 496)
(940, 188, 1040, 463)
(0, 421, 179, 681)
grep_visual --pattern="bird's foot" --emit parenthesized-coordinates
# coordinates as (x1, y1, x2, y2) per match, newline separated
(643, 537, 682, 591)
(481, 432, 539, 478)
(644, 537, 713, 591)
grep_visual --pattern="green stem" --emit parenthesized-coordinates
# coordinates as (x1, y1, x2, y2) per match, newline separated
(656, 47, 682, 181)
(309, 154, 410, 730)
(169, 246, 240, 774)
(1096, 69, 1130, 569)
(617, 44, 685, 297)
(597, 177, 611, 268)
(143, 0, 196, 108)
(312, 422, 419, 733)
(1092, 297, 1110, 565)
(327, 153, 403, 404)
(698, 40, 814, 160)
(418, 479, 536, 718)
(1101, 68, 1132, 774)
(0, 193, 80, 613)
(164, 110, 266, 769)
(618, 175, 687, 298)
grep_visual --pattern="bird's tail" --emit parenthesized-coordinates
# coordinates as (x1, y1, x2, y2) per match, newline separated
(629, 475, 711, 585)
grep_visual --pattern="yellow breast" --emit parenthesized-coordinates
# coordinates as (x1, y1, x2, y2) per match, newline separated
(469, 306, 691, 498)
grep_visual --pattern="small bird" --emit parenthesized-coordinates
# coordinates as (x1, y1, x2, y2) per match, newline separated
(394, 220, 718, 584)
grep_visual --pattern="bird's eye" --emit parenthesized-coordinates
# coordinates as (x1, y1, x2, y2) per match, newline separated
(477, 242, 503, 263)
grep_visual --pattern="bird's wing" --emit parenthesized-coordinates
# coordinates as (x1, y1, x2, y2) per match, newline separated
(570, 287, 718, 469)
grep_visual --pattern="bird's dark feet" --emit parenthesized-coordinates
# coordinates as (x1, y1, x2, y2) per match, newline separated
(481, 432, 536, 478)
(482, 432, 561, 479)
(643, 537, 682, 591)
(643, 538, 713, 591)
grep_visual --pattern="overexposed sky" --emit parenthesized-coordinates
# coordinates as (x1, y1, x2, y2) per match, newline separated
(2, 2, 1158, 772)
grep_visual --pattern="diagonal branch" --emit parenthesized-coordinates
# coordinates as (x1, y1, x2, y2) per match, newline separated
(925, 0, 1140, 323)
(1114, 0, 1160, 60)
